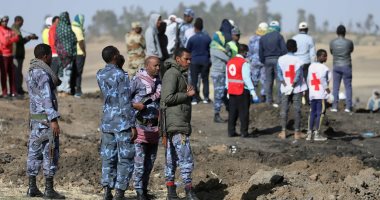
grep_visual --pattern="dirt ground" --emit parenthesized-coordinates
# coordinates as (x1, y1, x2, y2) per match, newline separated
(0, 93, 379, 200)
(0, 39, 379, 199)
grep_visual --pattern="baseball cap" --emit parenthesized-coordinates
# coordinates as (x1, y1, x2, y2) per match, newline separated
(231, 27, 241, 35)
(131, 21, 141, 28)
(184, 8, 195, 17)
(269, 20, 280, 27)
(45, 16, 53, 26)
(299, 22, 308, 29)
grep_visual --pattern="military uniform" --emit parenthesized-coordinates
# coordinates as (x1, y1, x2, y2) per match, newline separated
(130, 69, 161, 195)
(26, 59, 60, 177)
(97, 63, 136, 191)
(125, 31, 146, 77)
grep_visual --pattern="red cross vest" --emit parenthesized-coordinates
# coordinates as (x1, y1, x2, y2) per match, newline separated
(227, 56, 246, 95)
(307, 62, 329, 100)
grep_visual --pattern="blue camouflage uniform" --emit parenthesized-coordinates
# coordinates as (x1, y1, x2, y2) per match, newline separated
(26, 59, 60, 177)
(248, 35, 266, 96)
(97, 63, 136, 191)
(130, 69, 161, 191)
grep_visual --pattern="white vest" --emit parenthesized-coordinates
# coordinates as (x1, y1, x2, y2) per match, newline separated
(308, 62, 330, 100)
(278, 54, 307, 94)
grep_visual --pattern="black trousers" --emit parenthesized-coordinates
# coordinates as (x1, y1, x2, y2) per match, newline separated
(302, 63, 310, 104)
(70, 55, 86, 94)
(190, 63, 210, 100)
(228, 89, 250, 136)
(13, 58, 24, 94)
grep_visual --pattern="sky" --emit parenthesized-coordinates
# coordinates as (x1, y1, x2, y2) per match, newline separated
(3, 0, 379, 47)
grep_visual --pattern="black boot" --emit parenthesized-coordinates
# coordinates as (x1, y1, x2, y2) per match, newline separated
(43, 177, 65, 199)
(214, 113, 226, 123)
(113, 189, 125, 200)
(166, 185, 180, 200)
(185, 187, 199, 200)
(136, 189, 147, 200)
(27, 176, 43, 197)
(103, 186, 113, 200)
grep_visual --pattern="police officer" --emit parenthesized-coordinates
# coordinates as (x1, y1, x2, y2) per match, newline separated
(226, 44, 258, 137)
(97, 46, 136, 200)
(26, 43, 65, 199)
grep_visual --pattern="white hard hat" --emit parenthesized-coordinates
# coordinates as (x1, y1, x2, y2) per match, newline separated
(45, 16, 53, 26)
(258, 22, 268, 30)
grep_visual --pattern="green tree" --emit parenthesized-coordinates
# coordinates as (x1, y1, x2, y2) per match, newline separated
(307, 14, 316, 33)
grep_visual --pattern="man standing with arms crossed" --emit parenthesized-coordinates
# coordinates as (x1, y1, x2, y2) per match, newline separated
(160, 47, 199, 200)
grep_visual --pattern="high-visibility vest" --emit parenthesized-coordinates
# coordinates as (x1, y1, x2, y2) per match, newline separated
(227, 41, 238, 58)
(227, 56, 245, 95)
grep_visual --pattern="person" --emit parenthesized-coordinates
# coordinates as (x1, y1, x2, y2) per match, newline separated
(306, 49, 330, 141)
(219, 19, 234, 44)
(42, 16, 52, 45)
(293, 22, 316, 104)
(55, 11, 77, 97)
(125, 21, 146, 77)
(145, 13, 162, 60)
(226, 44, 258, 138)
(186, 17, 211, 105)
(178, 8, 195, 49)
(330, 25, 354, 112)
(248, 22, 268, 102)
(277, 39, 307, 139)
(158, 21, 169, 77)
(130, 56, 161, 200)
(70, 14, 86, 98)
(210, 31, 230, 123)
(164, 15, 182, 56)
(0, 15, 19, 98)
(26, 43, 65, 199)
(259, 20, 287, 107)
(48, 16, 60, 76)
(11, 16, 38, 95)
(97, 46, 136, 200)
(160, 48, 199, 200)
(226, 27, 241, 58)
(367, 90, 380, 113)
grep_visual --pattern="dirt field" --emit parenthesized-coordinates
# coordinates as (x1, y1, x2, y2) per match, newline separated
(0, 39, 379, 199)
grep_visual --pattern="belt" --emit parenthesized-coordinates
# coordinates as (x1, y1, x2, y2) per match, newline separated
(30, 113, 48, 120)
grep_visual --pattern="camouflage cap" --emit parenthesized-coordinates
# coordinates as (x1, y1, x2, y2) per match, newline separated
(131, 22, 142, 28)
(231, 27, 241, 35)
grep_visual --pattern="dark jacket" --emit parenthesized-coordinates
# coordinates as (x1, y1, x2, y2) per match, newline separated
(329, 36, 354, 67)
(160, 58, 192, 135)
(186, 31, 211, 64)
(259, 31, 287, 64)
(219, 19, 233, 43)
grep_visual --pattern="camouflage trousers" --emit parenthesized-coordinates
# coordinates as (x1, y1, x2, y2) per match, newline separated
(165, 133, 194, 185)
(27, 123, 59, 177)
(211, 73, 228, 113)
(126, 61, 144, 77)
(133, 142, 158, 190)
(100, 131, 135, 190)
(251, 64, 266, 96)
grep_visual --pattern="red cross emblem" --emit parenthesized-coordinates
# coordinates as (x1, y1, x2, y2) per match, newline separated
(285, 65, 295, 84)
(311, 73, 320, 91)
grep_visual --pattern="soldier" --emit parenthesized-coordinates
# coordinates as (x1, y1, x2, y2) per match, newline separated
(161, 48, 199, 200)
(26, 43, 65, 199)
(130, 56, 161, 200)
(97, 46, 136, 200)
(125, 22, 146, 77)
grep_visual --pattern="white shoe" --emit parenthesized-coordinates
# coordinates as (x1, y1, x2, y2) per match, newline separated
(344, 108, 351, 113)
(272, 103, 279, 108)
(191, 101, 198, 105)
(313, 131, 327, 141)
(306, 130, 313, 141)
(330, 108, 338, 112)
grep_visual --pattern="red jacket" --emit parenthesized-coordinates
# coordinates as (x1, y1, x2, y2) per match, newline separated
(227, 56, 245, 95)
(48, 23, 58, 55)
(0, 26, 19, 56)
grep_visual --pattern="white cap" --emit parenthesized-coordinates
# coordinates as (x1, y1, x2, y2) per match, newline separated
(228, 19, 235, 26)
(258, 22, 268, 30)
(269, 20, 279, 27)
(45, 16, 53, 26)
(299, 21, 308, 29)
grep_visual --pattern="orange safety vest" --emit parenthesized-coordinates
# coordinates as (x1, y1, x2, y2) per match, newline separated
(227, 56, 246, 95)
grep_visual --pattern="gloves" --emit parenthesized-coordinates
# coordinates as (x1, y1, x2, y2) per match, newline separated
(283, 85, 294, 95)
(251, 90, 260, 104)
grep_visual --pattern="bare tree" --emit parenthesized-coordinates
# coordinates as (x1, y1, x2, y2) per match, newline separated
(307, 14, 316, 33)
(297, 9, 306, 30)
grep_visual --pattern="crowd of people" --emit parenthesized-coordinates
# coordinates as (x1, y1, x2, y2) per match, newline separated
(21, 7, 363, 200)
(0, 12, 86, 99)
